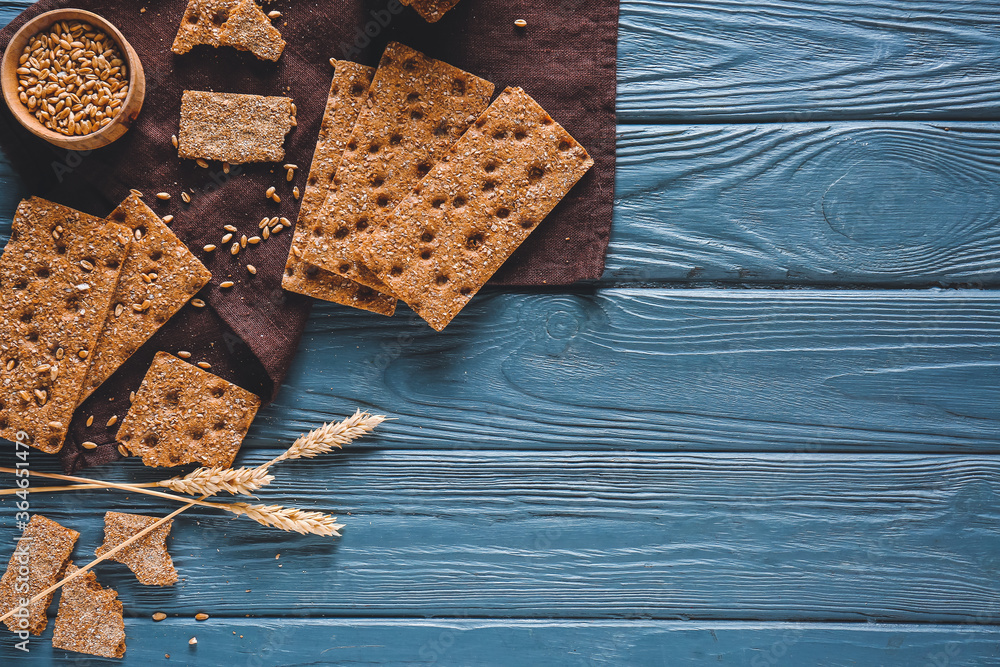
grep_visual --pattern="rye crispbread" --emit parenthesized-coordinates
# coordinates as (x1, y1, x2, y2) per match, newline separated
(304, 42, 494, 291)
(220, 0, 286, 61)
(172, 0, 285, 62)
(401, 0, 463, 23)
(178, 91, 297, 164)
(365, 87, 594, 331)
(0, 198, 130, 452)
(117, 352, 261, 468)
(79, 194, 212, 403)
(0, 515, 80, 636)
(96, 512, 177, 586)
(282, 60, 396, 316)
(51, 564, 126, 658)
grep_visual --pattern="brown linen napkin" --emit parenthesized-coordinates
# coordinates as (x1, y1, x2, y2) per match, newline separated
(0, 0, 617, 472)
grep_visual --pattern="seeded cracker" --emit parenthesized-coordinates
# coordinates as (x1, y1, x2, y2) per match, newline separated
(304, 42, 494, 291)
(79, 195, 212, 403)
(365, 87, 594, 331)
(400, 0, 463, 23)
(117, 352, 261, 468)
(96, 512, 178, 586)
(283, 60, 396, 316)
(0, 198, 130, 452)
(51, 564, 126, 659)
(0, 515, 79, 636)
(172, 0, 285, 62)
(178, 91, 297, 164)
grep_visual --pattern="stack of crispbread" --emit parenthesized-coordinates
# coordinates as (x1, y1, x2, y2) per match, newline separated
(0, 196, 211, 453)
(292, 43, 593, 331)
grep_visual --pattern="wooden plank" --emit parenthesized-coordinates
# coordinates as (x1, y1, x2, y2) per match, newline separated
(1, 618, 998, 665)
(609, 122, 1000, 285)
(239, 291, 1000, 454)
(6, 123, 1000, 287)
(4, 452, 999, 621)
(619, 0, 1000, 122)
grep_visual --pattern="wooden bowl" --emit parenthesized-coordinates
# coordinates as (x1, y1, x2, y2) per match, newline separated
(1, 9, 145, 151)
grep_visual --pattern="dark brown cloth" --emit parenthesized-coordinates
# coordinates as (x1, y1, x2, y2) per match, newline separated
(0, 0, 617, 472)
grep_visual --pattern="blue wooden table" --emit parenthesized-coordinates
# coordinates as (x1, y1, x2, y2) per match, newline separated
(2, 1, 1000, 664)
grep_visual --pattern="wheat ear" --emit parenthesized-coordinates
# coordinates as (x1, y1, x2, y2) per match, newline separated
(263, 410, 386, 468)
(158, 466, 275, 496)
(0, 498, 202, 625)
(227, 503, 345, 536)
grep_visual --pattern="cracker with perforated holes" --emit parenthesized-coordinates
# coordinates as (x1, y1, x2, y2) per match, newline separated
(51, 564, 126, 659)
(0, 515, 79, 636)
(365, 87, 594, 331)
(178, 91, 297, 164)
(282, 60, 396, 316)
(96, 512, 177, 586)
(79, 194, 212, 403)
(117, 352, 261, 468)
(172, 0, 285, 62)
(304, 42, 494, 292)
(0, 197, 130, 452)
(400, 0, 463, 23)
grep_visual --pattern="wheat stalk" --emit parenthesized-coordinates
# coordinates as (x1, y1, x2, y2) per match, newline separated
(228, 503, 345, 536)
(263, 410, 385, 468)
(157, 466, 275, 496)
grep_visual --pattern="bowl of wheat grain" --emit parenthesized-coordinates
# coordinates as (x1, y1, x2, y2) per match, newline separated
(1, 9, 145, 151)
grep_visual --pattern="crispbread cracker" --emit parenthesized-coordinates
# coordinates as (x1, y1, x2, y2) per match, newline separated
(117, 352, 261, 468)
(0, 198, 130, 452)
(401, 0, 463, 23)
(0, 515, 79, 636)
(172, 0, 285, 61)
(304, 42, 494, 291)
(220, 0, 286, 61)
(96, 512, 177, 586)
(51, 564, 126, 659)
(366, 87, 594, 331)
(178, 91, 297, 164)
(282, 60, 396, 316)
(79, 195, 212, 403)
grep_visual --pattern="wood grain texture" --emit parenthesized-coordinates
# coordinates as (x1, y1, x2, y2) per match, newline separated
(1, 618, 998, 665)
(1, 452, 998, 622)
(6, 122, 1000, 287)
(619, 0, 1000, 122)
(609, 122, 1000, 285)
(240, 292, 1000, 454)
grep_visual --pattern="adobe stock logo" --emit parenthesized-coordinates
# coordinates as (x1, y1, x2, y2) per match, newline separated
(340, 0, 405, 59)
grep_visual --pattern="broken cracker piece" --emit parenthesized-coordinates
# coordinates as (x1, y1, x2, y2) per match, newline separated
(117, 352, 261, 468)
(172, 0, 285, 61)
(0, 198, 130, 452)
(282, 60, 396, 316)
(304, 42, 493, 292)
(96, 512, 178, 586)
(365, 87, 594, 331)
(79, 194, 212, 403)
(51, 564, 126, 659)
(0, 515, 80, 636)
(401, 0, 463, 23)
(178, 91, 296, 164)
(220, 0, 286, 61)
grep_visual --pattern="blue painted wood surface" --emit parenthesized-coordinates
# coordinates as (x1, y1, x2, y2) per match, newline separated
(1, 1, 999, 665)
